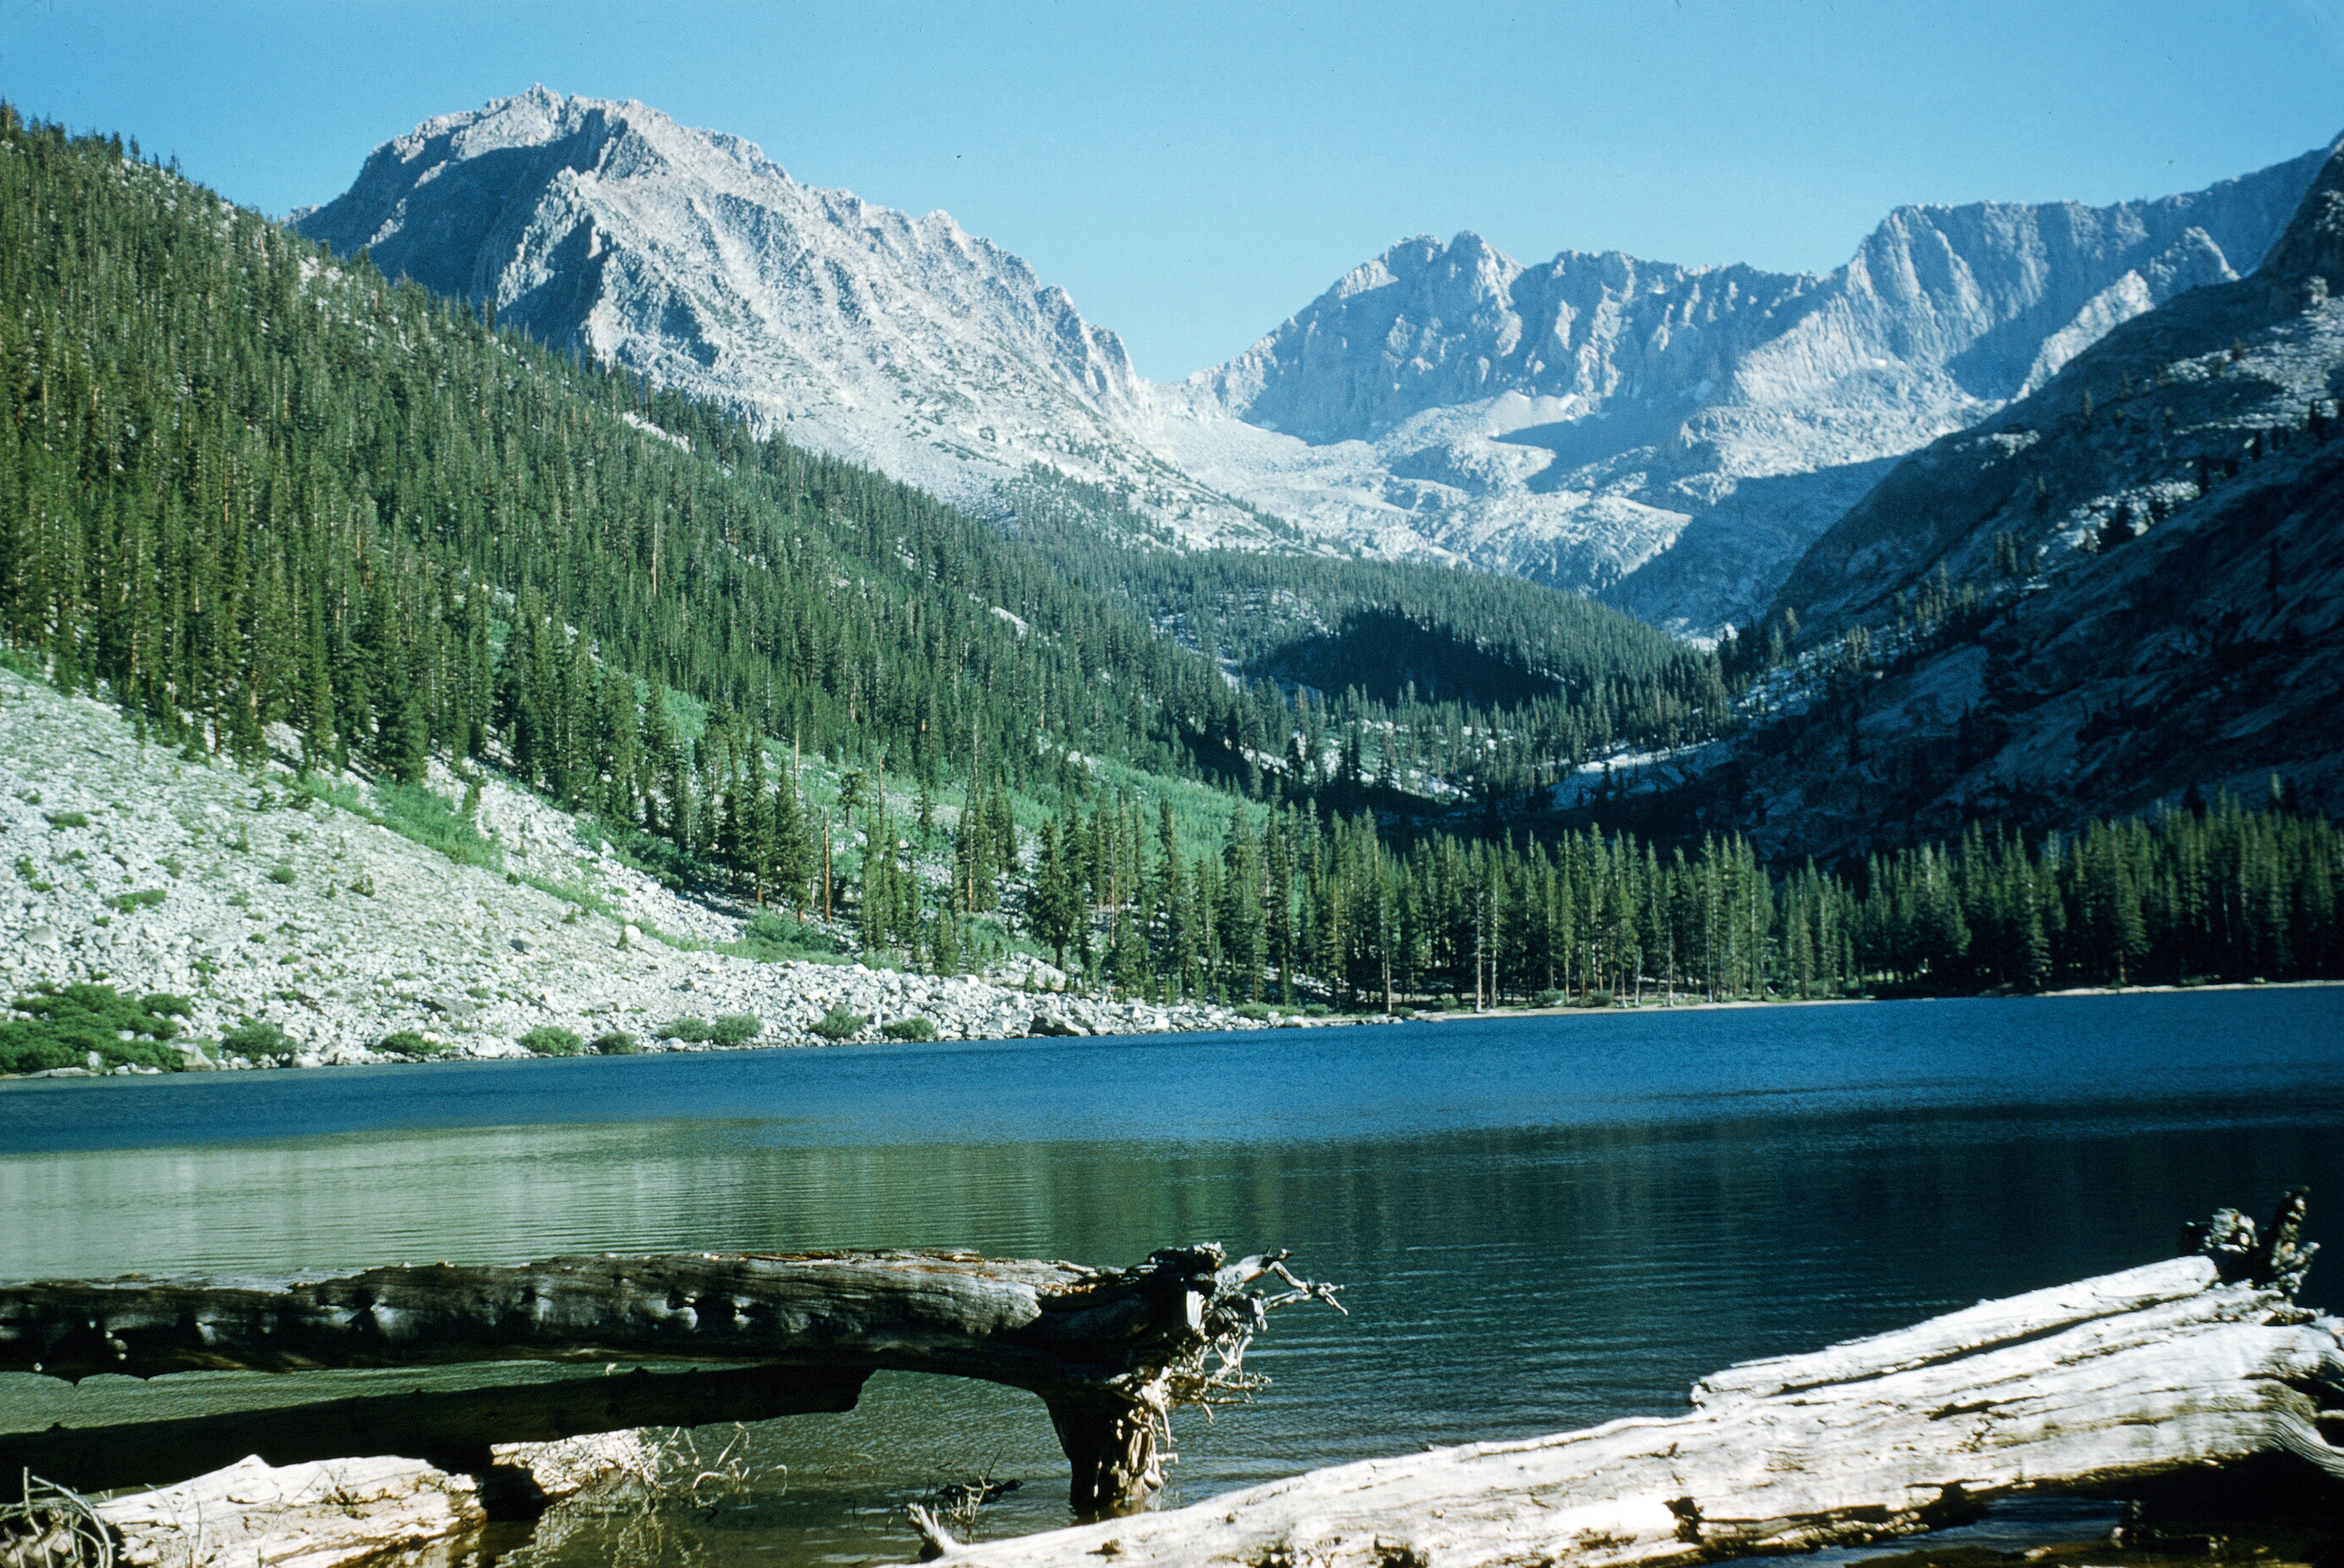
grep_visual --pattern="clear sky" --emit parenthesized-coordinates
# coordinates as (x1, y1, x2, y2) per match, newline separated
(4, 1, 2340, 380)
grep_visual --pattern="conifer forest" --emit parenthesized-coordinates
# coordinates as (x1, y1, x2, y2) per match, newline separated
(4, 109, 2340, 1010)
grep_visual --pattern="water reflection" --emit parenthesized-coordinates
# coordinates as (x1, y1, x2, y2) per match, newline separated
(3, 990, 2342, 1560)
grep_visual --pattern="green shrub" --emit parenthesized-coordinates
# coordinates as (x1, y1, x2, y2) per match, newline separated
(106, 888, 168, 912)
(42, 810, 89, 828)
(809, 1008, 871, 1041)
(591, 1031, 640, 1055)
(735, 911, 844, 962)
(267, 863, 297, 885)
(1534, 989, 1568, 1009)
(656, 1015, 713, 1042)
(0, 983, 193, 1073)
(707, 1013, 762, 1045)
(1234, 1002, 1274, 1021)
(881, 1015, 937, 1041)
(221, 1020, 293, 1061)
(519, 1026, 584, 1056)
(1575, 989, 1614, 1009)
(1303, 1002, 1332, 1017)
(378, 1029, 447, 1057)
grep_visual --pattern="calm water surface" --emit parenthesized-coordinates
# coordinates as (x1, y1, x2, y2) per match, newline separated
(4, 989, 2342, 1562)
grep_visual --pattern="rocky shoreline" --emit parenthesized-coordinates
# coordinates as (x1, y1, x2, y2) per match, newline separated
(1, 675, 1383, 1082)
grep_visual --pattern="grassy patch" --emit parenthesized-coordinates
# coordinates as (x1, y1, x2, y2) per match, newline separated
(106, 888, 168, 912)
(301, 777, 503, 871)
(42, 810, 90, 829)
(730, 910, 846, 964)
(0, 983, 193, 1073)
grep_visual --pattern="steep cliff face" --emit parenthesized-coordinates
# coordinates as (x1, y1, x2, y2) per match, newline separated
(1775, 145, 2344, 637)
(1641, 147, 2344, 860)
(296, 88, 1270, 541)
(1171, 143, 2333, 629)
(298, 92, 2337, 636)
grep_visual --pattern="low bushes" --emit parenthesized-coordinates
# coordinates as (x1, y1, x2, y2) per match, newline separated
(220, 1020, 293, 1061)
(592, 1031, 641, 1054)
(734, 911, 844, 963)
(880, 1016, 936, 1041)
(378, 1029, 449, 1058)
(105, 888, 168, 912)
(1234, 1002, 1274, 1022)
(656, 1014, 763, 1046)
(809, 1008, 870, 1042)
(519, 1026, 585, 1056)
(0, 983, 193, 1073)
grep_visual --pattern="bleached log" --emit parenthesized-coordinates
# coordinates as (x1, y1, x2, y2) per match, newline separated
(0, 1244, 1337, 1515)
(926, 1192, 2342, 1567)
(72, 1434, 641, 1568)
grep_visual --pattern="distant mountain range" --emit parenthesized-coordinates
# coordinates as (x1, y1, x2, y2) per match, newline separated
(298, 89, 2336, 637)
(1606, 141, 2344, 857)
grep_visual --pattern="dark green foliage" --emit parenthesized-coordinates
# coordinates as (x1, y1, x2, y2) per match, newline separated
(735, 910, 841, 963)
(267, 863, 297, 885)
(42, 811, 89, 829)
(369, 783, 502, 870)
(519, 1026, 584, 1056)
(706, 1013, 762, 1045)
(377, 1029, 446, 1057)
(105, 888, 167, 911)
(655, 1016, 712, 1042)
(0, 983, 190, 1073)
(809, 1008, 871, 1041)
(1533, 989, 1567, 1008)
(591, 1030, 640, 1054)
(220, 1020, 293, 1060)
(880, 1015, 936, 1041)
(1234, 1002, 1273, 1021)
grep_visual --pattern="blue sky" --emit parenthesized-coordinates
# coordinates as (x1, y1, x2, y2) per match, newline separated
(5, 1, 2340, 380)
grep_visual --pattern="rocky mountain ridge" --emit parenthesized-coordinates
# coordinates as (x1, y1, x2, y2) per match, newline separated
(1169, 146, 2334, 630)
(297, 91, 2338, 636)
(296, 87, 1279, 548)
(1606, 145, 2344, 859)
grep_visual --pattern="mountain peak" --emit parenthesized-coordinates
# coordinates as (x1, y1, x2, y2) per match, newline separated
(2260, 139, 2344, 291)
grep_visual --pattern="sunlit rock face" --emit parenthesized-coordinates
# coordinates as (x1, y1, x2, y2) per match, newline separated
(301, 94, 2334, 635)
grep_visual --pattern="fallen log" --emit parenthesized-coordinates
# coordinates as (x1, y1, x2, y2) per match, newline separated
(0, 1244, 1340, 1515)
(3, 1434, 644, 1568)
(918, 1191, 2343, 1566)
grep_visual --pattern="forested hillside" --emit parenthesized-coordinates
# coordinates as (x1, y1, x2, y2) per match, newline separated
(3, 108, 2339, 1021)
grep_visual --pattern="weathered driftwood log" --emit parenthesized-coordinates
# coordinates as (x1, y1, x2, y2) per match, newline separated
(0, 1244, 1337, 1515)
(918, 1191, 2341, 1566)
(3, 1434, 642, 1568)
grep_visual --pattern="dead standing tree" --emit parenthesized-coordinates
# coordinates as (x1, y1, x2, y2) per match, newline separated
(0, 1244, 1341, 1517)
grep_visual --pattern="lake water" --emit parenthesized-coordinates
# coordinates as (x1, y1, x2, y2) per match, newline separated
(5, 989, 2343, 1563)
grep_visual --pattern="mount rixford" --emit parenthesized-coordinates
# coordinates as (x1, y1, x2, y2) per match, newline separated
(298, 88, 2336, 633)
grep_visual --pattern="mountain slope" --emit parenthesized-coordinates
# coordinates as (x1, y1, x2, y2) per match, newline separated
(297, 91, 2335, 637)
(1614, 144, 2344, 859)
(295, 87, 1277, 547)
(1167, 144, 2333, 629)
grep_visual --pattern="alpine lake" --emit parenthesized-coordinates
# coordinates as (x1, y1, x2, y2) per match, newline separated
(4, 986, 2343, 1564)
